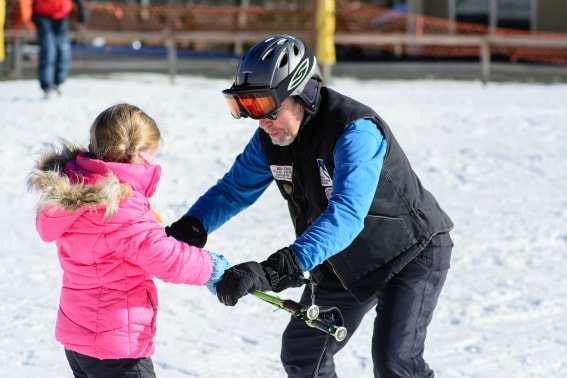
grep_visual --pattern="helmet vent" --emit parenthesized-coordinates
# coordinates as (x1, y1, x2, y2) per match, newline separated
(262, 48, 275, 61)
(293, 44, 300, 56)
(279, 53, 289, 68)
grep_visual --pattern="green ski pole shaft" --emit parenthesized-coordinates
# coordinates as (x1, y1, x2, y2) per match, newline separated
(250, 289, 284, 307)
(250, 290, 304, 314)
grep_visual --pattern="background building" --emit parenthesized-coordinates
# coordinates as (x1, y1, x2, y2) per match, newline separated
(413, 0, 567, 33)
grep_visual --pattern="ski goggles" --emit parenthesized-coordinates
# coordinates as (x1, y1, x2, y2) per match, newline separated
(222, 87, 283, 120)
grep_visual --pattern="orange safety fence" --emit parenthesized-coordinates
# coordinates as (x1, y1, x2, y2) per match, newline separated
(72, 4, 309, 33)
(4, 1, 567, 65)
(334, 1, 567, 65)
(5, 0, 33, 30)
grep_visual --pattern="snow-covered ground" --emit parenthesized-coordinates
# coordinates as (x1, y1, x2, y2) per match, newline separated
(1, 73, 566, 377)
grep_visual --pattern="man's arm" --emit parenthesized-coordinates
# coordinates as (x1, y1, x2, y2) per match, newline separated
(166, 129, 273, 244)
(291, 118, 387, 271)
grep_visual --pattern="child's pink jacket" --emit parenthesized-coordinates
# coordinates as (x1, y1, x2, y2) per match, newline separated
(28, 144, 212, 359)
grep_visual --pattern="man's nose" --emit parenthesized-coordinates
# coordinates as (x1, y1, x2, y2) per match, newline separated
(259, 119, 272, 129)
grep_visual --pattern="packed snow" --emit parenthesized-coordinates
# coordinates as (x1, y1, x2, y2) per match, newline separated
(1, 71, 566, 377)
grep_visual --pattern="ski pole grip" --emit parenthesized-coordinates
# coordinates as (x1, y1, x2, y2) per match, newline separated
(306, 318, 348, 342)
(281, 299, 303, 314)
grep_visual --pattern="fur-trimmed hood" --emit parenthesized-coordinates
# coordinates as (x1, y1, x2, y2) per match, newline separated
(28, 140, 161, 220)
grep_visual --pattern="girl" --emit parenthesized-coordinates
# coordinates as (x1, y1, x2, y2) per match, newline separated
(28, 103, 229, 377)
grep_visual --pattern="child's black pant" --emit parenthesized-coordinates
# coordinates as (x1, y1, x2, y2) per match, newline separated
(65, 349, 156, 378)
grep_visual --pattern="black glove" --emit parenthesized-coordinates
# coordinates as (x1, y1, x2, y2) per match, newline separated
(216, 247, 305, 306)
(262, 247, 305, 292)
(165, 215, 207, 248)
(216, 261, 271, 306)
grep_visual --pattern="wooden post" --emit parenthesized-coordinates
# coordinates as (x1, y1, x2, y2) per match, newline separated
(235, 0, 250, 56)
(529, 0, 538, 34)
(13, 37, 24, 79)
(165, 33, 177, 83)
(480, 39, 491, 84)
(448, 0, 456, 35)
(489, 0, 497, 35)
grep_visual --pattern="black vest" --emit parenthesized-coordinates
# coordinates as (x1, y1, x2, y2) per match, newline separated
(259, 87, 453, 302)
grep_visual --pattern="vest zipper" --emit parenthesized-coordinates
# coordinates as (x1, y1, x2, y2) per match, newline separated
(325, 260, 350, 292)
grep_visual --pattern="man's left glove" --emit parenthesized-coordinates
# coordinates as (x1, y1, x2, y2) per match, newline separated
(216, 247, 305, 306)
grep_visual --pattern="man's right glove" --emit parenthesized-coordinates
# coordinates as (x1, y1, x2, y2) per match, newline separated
(165, 215, 207, 248)
(216, 247, 305, 306)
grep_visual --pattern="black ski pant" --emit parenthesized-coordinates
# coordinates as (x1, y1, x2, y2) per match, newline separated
(65, 349, 156, 378)
(281, 232, 453, 378)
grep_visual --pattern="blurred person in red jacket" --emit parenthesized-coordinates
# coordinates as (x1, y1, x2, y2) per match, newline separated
(32, 0, 88, 98)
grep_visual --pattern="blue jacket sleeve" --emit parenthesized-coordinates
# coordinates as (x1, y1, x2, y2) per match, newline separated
(186, 129, 273, 233)
(291, 119, 387, 271)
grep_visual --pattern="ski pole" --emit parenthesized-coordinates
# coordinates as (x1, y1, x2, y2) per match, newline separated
(250, 289, 348, 342)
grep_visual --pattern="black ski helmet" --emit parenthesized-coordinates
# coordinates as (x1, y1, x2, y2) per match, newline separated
(230, 35, 321, 101)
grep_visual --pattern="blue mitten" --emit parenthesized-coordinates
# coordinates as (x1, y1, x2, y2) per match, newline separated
(205, 252, 230, 295)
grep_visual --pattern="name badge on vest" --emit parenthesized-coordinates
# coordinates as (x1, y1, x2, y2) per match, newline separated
(270, 165, 293, 182)
(317, 159, 333, 199)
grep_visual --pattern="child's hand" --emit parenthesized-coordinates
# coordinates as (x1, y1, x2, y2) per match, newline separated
(205, 252, 230, 295)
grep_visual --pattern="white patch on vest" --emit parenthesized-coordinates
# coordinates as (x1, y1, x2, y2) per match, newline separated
(317, 159, 333, 199)
(270, 165, 293, 182)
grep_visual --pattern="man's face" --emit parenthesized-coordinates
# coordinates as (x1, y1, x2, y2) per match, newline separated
(258, 98, 305, 146)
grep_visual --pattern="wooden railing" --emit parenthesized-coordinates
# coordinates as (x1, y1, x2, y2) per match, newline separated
(5, 27, 567, 83)
(3, 3, 567, 82)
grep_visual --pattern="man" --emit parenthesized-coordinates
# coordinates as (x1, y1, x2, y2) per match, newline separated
(167, 35, 454, 377)
(32, 0, 88, 98)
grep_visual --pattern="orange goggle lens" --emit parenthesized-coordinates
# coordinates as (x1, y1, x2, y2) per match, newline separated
(224, 92, 278, 119)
